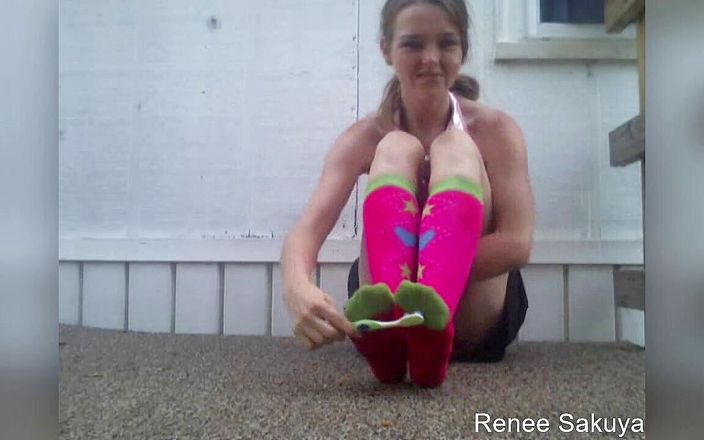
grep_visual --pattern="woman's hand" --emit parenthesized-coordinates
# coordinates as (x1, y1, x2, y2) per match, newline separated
(285, 282, 360, 350)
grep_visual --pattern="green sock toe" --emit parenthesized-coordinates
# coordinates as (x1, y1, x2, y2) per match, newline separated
(344, 283, 395, 322)
(395, 280, 450, 331)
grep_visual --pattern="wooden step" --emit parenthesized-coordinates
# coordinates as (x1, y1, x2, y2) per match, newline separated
(609, 113, 644, 167)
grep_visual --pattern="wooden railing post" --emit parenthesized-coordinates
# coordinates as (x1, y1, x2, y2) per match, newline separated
(605, 0, 645, 345)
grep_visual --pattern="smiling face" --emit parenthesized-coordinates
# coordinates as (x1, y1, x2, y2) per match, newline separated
(381, 4, 464, 98)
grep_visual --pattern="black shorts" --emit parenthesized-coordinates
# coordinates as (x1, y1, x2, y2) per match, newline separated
(347, 259, 528, 363)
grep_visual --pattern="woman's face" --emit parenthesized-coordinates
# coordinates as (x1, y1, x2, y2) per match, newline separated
(382, 4, 464, 97)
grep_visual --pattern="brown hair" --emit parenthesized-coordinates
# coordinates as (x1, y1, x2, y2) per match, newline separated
(378, 0, 479, 126)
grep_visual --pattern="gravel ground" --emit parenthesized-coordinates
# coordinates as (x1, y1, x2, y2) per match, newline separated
(60, 325, 645, 439)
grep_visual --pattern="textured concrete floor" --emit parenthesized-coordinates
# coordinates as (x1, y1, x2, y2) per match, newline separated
(59, 325, 644, 439)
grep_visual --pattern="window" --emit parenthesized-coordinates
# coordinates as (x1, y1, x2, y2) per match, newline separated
(540, 0, 605, 24)
(527, 0, 634, 39)
(495, 0, 636, 60)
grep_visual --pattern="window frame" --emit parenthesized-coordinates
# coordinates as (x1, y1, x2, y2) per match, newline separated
(495, 0, 636, 60)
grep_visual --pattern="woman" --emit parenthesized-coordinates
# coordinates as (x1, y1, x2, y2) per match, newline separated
(280, 0, 534, 387)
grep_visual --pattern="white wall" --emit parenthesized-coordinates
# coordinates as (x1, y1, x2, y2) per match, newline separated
(59, 0, 642, 244)
(60, 0, 359, 240)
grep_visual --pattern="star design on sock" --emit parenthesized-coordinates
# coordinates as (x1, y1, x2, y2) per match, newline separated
(400, 263, 412, 280)
(417, 264, 426, 280)
(403, 199, 418, 215)
(422, 202, 435, 218)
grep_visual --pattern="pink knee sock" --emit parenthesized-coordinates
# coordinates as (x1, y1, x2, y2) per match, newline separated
(398, 176, 483, 387)
(346, 175, 419, 384)
(364, 175, 420, 292)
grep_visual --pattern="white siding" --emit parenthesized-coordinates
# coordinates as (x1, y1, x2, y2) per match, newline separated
(58, 260, 641, 345)
(128, 263, 172, 333)
(58, 262, 81, 325)
(82, 262, 126, 330)
(271, 264, 318, 337)
(617, 307, 645, 347)
(224, 264, 270, 336)
(174, 263, 220, 334)
(568, 265, 616, 341)
(319, 263, 354, 314)
(519, 265, 565, 342)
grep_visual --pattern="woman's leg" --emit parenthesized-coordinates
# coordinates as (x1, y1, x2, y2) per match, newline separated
(345, 130, 425, 384)
(452, 271, 523, 362)
(450, 146, 514, 360)
(397, 129, 485, 386)
(363, 131, 425, 291)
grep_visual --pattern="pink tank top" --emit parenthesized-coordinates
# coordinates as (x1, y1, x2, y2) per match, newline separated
(393, 91, 467, 206)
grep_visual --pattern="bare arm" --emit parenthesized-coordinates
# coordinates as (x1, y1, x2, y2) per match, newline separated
(281, 120, 375, 348)
(281, 150, 359, 291)
(470, 112, 534, 281)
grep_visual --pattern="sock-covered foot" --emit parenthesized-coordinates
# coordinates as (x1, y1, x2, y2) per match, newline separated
(396, 280, 454, 387)
(345, 284, 407, 384)
(404, 324, 454, 388)
(400, 176, 484, 387)
(346, 283, 395, 324)
(395, 280, 449, 331)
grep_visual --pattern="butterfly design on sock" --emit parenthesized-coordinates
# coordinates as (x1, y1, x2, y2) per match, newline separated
(394, 227, 417, 248)
(394, 227, 436, 250)
(418, 230, 435, 251)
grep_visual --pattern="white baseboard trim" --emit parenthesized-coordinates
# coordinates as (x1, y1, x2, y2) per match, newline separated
(59, 238, 643, 265)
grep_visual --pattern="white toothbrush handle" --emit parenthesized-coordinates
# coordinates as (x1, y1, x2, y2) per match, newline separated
(378, 312, 422, 328)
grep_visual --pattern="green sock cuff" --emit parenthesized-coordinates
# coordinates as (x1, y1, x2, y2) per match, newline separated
(365, 174, 416, 198)
(429, 176, 483, 203)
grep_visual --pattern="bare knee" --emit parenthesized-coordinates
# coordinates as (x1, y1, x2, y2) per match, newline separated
(369, 131, 425, 179)
(428, 130, 483, 187)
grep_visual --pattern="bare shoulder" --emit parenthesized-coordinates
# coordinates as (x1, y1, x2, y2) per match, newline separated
(327, 113, 384, 174)
(459, 98, 524, 141)
(458, 98, 526, 161)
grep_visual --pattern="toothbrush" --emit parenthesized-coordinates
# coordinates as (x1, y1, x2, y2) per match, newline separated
(353, 311, 424, 333)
